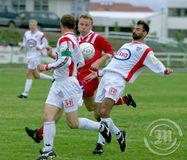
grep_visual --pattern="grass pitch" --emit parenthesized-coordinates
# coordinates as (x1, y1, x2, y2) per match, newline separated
(0, 68, 186, 160)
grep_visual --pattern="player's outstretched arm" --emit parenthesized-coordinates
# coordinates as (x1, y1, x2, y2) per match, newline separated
(46, 45, 56, 59)
(83, 69, 104, 82)
(37, 64, 48, 71)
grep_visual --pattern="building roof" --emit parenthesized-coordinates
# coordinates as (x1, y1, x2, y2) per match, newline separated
(90, 2, 153, 12)
(89, 10, 160, 28)
(89, 2, 160, 30)
(90, 11, 159, 19)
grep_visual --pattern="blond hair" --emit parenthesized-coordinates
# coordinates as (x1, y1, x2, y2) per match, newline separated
(79, 13, 93, 24)
(29, 19, 38, 25)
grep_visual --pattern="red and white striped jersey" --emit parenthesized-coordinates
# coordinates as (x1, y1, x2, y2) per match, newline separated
(47, 32, 84, 80)
(104, 41, 166, 83)
(77, 31, 114, 80)
(23, 30, 47, 59)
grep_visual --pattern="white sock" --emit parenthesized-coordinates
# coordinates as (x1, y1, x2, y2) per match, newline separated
(23, 79, 32, 96)
(78, 118, 100, 130)
(97, 133, 105, 145)
(43, 121, 56, 151)
(101, 118, 121, 139)
(39, 73, 53, 80)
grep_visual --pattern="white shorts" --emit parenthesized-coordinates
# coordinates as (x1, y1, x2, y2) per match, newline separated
(95, 72, 126, 103)
(46, 77, 83, 113)
(27, 57, 41, 70)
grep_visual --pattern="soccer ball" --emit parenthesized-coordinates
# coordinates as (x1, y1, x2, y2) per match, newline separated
(80, 42, 95, 60)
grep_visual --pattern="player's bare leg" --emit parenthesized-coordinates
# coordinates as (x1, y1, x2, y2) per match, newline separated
(18, 69, 53, 98)
(25, 110, 63, 143)
(83, 96, 95, 111)
(25, 94, 135, 145)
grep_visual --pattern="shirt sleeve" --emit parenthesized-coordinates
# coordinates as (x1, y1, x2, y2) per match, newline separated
(22, 33, 26, 47)
(37, 34, 48, 50)
(77, 47, 85, 68)
(47, 55, 71, 69)
(47, 41, 72, 69)
(95, 34, 114, 57)
(143, 51, 166, 76)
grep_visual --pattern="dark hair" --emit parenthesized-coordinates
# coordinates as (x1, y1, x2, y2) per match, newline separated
(137, 20, 149, 34)
(61, 14, 75, 29)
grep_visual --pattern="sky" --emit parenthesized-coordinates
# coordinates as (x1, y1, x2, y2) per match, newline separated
(90, 0, 167, 12)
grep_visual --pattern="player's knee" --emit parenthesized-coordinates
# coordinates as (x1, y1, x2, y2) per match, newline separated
(43, 111, 55, 122)
(33, 74, 40, 79)
(99, 98, 113, 117)
(43, 112, 50, 121)
(85, 103, 94, 112)
(67, 121, 79, 129)
(99, 108, 109, 117)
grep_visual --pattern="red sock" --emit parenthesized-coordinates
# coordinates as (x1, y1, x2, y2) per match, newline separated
(38, 125, 44, 140)
(115, 96, 128, 105)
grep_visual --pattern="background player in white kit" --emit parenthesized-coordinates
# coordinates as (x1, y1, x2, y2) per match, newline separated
(18, 19, 53, 98)
(35, 14, 111, 160)
(94, 20, 173, 153)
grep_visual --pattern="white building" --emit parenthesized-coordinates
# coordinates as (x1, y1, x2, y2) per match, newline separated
(90, 0, 187, 42)
(90, 10, 162, 40)
(166, 0, 187, 41)
(0, 0, 186, 42)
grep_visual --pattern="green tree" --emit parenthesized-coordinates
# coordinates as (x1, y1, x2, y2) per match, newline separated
(114, 22, 120, 32)
(174, 31, 184, 42)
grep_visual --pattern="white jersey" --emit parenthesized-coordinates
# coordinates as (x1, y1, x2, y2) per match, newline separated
(104, 41, 166, 83)
(23, 30, 48, 59)
(47, 32, 84, 80)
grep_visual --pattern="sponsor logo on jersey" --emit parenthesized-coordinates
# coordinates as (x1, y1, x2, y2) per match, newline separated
(150, 55, 158, 64)
(109, 87, 117, 97)
(114, 48, 131, 60)
(65, 99, 74, 108)
(26, 39, 37, 48)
